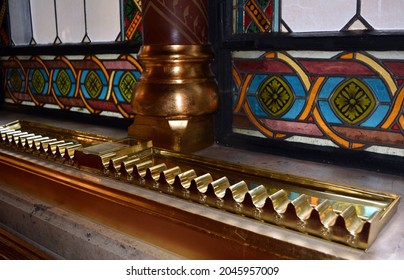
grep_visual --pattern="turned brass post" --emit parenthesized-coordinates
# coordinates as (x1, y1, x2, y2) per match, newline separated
(129, 0, 218, 153)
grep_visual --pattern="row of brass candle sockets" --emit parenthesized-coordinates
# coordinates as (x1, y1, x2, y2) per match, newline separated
(0, 127, 83, 162)
(0, 124, 393, 249)
(114, 158, 376, 249)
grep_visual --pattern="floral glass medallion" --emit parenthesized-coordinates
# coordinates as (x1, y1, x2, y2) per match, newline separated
(258, 75, 294, 117)
(331, 78, 376, 125)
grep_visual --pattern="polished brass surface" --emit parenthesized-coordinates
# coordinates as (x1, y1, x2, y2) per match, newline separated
(129, 44, 218, 152)
(75, 139, 153, 174)
(132, 45, 218, 117)
(0, 120, 400, 251)
(1, 151, 305, 259)
(128, 114, 214, 152)
(109, 147, 399, 250)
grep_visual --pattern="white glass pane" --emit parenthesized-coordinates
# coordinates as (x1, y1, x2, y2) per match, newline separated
(8, 0, 32, 45)
(30, 0, 57, 44)
(86, 0, 120, 42)
(56, 0, 86, 43)
(281, 0, 356, 32)
(362, 0, 404, 30)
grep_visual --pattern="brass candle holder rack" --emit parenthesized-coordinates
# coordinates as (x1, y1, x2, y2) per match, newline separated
(0, 120, 400, 250)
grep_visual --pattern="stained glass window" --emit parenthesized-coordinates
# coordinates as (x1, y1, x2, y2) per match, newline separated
(6, 0, 142, 46)
(231, 50, 404, 157)
(228, 1, 404, 160)
(56, 0, 86, 43)
(124, 0, 142, 41)
(233, 0, 404, 33)
(8, 0, 32, 45)
(86, 0, 121, 42)
(234, 0, 277, 33)
(31, 0, 57, 44)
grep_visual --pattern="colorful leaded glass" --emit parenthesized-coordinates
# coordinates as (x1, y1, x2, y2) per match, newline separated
(234, 0, 404, 33)
(234, 0, 276, 33)
(1, 0, 143, 45)
(7, 0, 32, 45)
(56, 0, 86, 43)
(124, 0, 143, 41)
(2, 55, 142, 117)
(232, 50, 404, 155)
(0, 0, 9, 46)
(1, 0, 404, 159)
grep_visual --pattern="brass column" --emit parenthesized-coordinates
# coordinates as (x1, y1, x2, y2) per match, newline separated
(129, 0, 218, 153)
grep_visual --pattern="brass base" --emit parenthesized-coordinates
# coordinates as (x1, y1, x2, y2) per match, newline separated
(132, 45, 218, 117)
(130, 44, 218, 152)
(128, 114, 215, 153)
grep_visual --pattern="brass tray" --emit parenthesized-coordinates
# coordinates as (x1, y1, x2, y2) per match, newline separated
(0, 120, 400, 250)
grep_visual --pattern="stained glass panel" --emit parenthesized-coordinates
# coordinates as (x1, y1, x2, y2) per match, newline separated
(86, 0, 121, 42)
(56, 0, 86, 43)
(0, 0, 8, 46)
(30, 0, 57, 44)
(281, 0, 356, 32)
(124, 0, 142, 41)
(1, 54, 143, 118)
(234, 0, 277, 33)
(233, 0, 404, 33)
(361, 0, 404, 30)
(231, 50, 404, 156)
(4, 0, 140, 46)
(8, 0, 32, 45)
